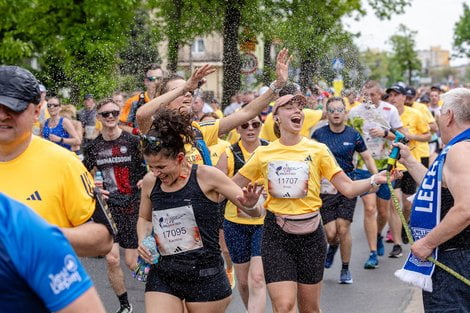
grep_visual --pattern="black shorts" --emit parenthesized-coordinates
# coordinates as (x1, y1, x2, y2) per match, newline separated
(111, 208, 138, 249)
(393, 171, 417, 195)
(262, 211, 327, 285)
(145, 257, 232, 302)
(320, 193, 357, 224)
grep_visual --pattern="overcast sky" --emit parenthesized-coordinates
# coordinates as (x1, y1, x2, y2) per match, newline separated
(343, 0, 469, 66)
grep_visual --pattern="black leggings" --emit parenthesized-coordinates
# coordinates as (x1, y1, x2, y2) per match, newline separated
(262, 211, 327, 284)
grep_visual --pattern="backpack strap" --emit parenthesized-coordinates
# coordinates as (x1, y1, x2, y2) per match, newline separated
(193, 127, 212, 166)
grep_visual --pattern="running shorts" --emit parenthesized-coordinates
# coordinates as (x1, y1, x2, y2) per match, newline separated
(223, 219, 263, 264)
(320, 193, 357, 224)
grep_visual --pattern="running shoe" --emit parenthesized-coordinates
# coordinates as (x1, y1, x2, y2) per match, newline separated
(338, 269, 353, 284)
(324, 245, 338, 269)
(377, 234, 385, 256)
(116, 304, 133, 313)
(364, 253, 379, 269)
(389, 244, 403, 258)
(226, 269, 236, 289)
(385, 229, 394, 243)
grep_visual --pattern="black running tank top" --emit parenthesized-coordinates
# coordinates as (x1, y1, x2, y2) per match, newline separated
(150, 164, 221, 265)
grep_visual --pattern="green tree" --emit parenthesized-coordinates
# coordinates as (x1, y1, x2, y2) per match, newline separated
(0, 0, 140, 102)
(454, 3, 470, 57)
(389, 24, 421, 85)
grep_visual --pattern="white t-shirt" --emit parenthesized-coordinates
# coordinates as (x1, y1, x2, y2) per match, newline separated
(348, 101, 402, 169)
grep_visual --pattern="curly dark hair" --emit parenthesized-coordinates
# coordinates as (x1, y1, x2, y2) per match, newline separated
(142, 107, 194, 158)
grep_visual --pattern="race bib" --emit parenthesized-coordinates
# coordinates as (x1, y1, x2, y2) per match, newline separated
(268, 161, 309, 198)
(320, 178, 337, 195)
(84, 125, 96, 139)
(152, 205, 203, 256)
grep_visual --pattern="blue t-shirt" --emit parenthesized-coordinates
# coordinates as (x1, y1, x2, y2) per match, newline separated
(312, 125, 367, 174)
(0, 193, 93, 312)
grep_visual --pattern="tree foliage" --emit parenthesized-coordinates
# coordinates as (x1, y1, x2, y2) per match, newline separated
(389, 24, 421, 85)
(0, 0, 141, 102)
(454, 3, 470, 58)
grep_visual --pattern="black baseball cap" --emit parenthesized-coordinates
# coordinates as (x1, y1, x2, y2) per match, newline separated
(84, 94, 94, 100)
(386, 84, 406, 95)
(0, 66, 41, 112)
(405, 87, 416, 97)
(430, 85, 442, 92)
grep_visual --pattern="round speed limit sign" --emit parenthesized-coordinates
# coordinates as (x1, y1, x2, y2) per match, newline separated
(240, 53, 258, 75)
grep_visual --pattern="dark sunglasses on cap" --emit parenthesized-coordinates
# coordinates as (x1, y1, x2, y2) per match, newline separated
(47, 103, 60, 108)
(146, 76, 163, 82)
(240, 121, 261, 129)
(327, 107, 345, 114)
(139, 134, 163, 151)
(98, 110, 120, 118)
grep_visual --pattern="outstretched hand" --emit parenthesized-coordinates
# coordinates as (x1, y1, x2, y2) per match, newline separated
(374, 169, 403, 185)
(184, 64, 216, 92)
(236, 183, 264, 209)
(275, 48, 291, 87)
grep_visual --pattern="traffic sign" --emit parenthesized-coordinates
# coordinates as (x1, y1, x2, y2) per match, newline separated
(240, 52, 258, 75)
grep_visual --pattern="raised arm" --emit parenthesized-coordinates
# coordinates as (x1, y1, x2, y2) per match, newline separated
(136, 65, 216, 134)
(217, 49, 290, 136)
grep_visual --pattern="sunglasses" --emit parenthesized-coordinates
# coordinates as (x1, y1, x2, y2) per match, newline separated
(98, 110, 120, 118)
(240, 121, 261, 129)
(47, 103, 60, 108)
(140, 134, 162, 151)
(327, 108, 345, 114)
(146, 76, 163, 82)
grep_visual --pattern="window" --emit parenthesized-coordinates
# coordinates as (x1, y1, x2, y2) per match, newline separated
(191, 38, 205, 54)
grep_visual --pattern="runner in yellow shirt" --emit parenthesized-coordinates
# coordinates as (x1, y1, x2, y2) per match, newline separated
(216, 113, 268, 313)
(232, 93, 399, 313)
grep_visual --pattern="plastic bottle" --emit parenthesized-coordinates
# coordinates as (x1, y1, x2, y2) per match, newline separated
(143, 235, 159, 264)
(94, 171, 104, 189)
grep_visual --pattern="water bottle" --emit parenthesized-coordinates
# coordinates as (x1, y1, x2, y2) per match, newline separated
(94, 171, 104, 189)
(143, 235, 159, 264)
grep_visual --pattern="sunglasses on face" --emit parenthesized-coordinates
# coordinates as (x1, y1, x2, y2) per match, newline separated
(98, 110, 120, 118)
(47, 103, 60, 108)
(240, 121, 261, 129)
(146, 76, 163, 82)
(327, 107, 345, 114)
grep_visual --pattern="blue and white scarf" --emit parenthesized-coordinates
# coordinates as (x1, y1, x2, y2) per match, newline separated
(395, 128, 470, 292)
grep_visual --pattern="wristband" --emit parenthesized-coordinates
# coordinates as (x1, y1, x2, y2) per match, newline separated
(370, 174, 380, 189)
(383, 129, 389, 138)
(269, 81, 282, 94)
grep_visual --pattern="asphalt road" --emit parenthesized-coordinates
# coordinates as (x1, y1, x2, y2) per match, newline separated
(82, 200, 424, 313)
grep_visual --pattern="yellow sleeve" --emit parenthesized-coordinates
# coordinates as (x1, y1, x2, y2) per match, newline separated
(260, 114, 277, 141)
(225, 146, 235, 177)
(238, 149, 262, 181)
(319, 146, 342, 180)
(303, 109, 323, 133)
(63, 158, 96, 226)
(215, 109, 224, 119)
(196, 119, 220, 146)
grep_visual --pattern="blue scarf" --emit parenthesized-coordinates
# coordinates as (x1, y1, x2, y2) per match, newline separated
(395, 128, 470, 292)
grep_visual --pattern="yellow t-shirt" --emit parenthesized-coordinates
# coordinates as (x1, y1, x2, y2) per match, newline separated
(0, 136, 95, 227)
(260, 109, 323, 141)
(239, 137, 342, 215)
(224, 141, 265, 225)
(225, 128, 241, 144)
(214, 109, 224, 119)
(412, 101, 435, 158)
(185, 120, 220, 164)
(397, 106, 430, 170)
(208, 138, 231, 166)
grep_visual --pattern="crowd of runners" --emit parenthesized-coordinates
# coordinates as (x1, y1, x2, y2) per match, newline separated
(0, 47, 469, 313)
